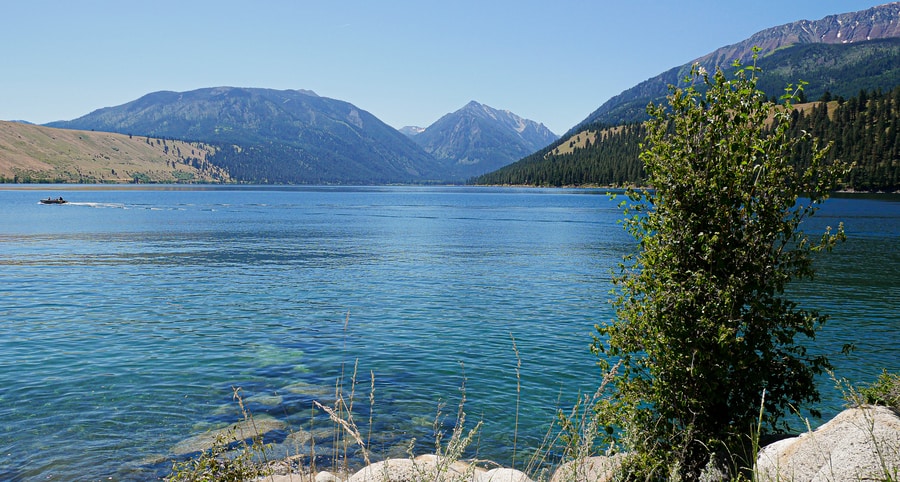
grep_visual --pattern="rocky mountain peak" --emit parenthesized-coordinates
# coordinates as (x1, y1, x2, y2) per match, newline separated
(399, 126, 426, 137)
(696, 2, 900, 67)
(579, 2, 900, 129)
(409, 101, 557, 178)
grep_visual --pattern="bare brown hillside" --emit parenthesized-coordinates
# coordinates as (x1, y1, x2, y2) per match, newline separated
(0, 121, 230, 183)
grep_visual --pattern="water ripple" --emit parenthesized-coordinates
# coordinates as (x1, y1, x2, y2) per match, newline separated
(0, 187, 896, 481)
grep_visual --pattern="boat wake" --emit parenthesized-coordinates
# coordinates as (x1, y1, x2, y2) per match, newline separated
(64, 202, 188, 211)
(66, 202, 128, 209)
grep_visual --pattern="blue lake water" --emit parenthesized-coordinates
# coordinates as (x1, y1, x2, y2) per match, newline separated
(0, 185, 897, 481)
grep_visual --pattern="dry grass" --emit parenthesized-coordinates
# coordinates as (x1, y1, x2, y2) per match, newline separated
(0, 120, 229, 183)
(547, 128, 629, 157)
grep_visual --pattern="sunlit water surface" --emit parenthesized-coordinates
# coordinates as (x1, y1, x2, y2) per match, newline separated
(0, 186, 896, 481)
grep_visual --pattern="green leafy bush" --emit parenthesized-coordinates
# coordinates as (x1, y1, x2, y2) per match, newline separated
(165, 428, 269, 482)
(593, 54, 849, 481)
(859, 370, 900, 409)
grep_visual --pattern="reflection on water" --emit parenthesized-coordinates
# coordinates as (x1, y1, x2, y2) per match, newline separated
(0, 186, 896, 481)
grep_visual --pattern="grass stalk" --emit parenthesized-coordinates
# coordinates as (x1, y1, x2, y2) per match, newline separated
(511, 333, 522, 470)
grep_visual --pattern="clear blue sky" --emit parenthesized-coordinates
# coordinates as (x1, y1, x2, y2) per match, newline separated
(0, 0, 890, 134)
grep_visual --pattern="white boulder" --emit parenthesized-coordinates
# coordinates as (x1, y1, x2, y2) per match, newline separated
(549, 455, 624, 482)
(756, 405, 900, 482)
(347, 454, 483, 482)
(476, 467, 533, 482)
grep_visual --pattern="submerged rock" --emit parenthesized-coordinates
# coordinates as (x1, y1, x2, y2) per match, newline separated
(756, 405, 900, 482)
(245, 392, 285, 407)
(170, 414, 287, 455)
(282, 380, 336, 398)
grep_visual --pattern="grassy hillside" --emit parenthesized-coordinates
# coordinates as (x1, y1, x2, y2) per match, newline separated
(548, 126, 626, 157)
(0, 121, 230, 183)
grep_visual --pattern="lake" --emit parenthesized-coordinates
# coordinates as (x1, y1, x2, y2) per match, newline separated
(0, 185, 897, 481)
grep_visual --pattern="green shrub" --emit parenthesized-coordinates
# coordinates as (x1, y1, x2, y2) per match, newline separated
(593, 53, 849, 481)
(165, 428, 269, 482)
(859, 370, 900, 409)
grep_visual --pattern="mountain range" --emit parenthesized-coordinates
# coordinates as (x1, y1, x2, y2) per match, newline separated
(4, 3, 900, 186)
(475, 2, 900, 191)
(40, 88, 554, 184)
(45, 88, 447, 184)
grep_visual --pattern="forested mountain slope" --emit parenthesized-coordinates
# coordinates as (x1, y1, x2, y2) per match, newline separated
(474, 87, 900, 192)
(577, 3, 900, 129)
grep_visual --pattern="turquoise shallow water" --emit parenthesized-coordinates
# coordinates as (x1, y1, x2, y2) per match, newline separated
(0, 186, 897, 481)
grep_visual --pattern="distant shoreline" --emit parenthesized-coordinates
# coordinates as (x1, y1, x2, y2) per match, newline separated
(1, 182, 898, 196)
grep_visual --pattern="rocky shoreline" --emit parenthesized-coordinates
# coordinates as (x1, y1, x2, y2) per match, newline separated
(246, 405, 900, 482)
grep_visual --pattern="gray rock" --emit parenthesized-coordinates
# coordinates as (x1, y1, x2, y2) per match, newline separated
(258, 475, 311, 482)
(254, 469, 345, 482)
(476, 467, 533, 482)
(316, 471, 345, 482)
(550, 455, 624, 482)
(347, 455, 482, 482)
(756, 405, 900, 482)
